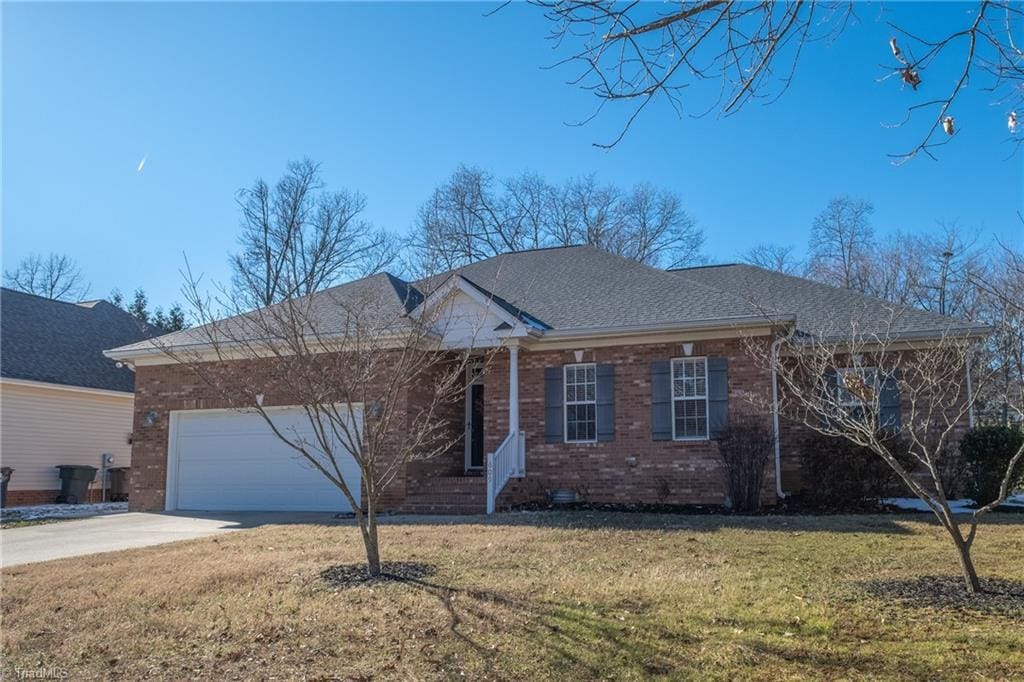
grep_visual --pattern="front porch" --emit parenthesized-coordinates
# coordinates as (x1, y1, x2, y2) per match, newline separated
(401, 343, 524, 514)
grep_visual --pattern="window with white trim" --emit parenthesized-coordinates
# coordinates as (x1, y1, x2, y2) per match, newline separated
(564, 363, 596, 443)
(836, 367, 879, 421)
(671, 357, 708, 440)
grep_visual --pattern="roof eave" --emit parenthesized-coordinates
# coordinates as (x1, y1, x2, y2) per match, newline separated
(795, 324, 992, 345)
(537, 315, 795, 342)
(103, 327, 443, 363)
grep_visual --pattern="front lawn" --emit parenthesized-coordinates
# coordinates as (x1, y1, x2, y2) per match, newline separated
(2, 513, 1022, 680)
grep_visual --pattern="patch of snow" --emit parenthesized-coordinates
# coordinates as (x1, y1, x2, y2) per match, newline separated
(883, 491, 1024, 513)
(1, 501, 128, 521)
(881, 497, 976, 513)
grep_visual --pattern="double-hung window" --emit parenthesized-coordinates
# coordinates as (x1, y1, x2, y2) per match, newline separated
(564, 363, 596, 443)
(671, 357, 708, 440)
(836, 367, 879, 421)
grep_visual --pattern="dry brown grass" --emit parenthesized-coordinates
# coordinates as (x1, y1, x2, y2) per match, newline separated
(3, 513, 1023, 680)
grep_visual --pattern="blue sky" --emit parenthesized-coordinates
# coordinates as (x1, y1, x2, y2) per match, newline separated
(3, 2, 1021, 308)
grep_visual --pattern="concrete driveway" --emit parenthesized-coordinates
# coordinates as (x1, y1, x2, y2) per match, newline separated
(0, 511, 340, 568)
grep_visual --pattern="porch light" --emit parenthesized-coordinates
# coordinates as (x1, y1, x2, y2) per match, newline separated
(143, 411, 158, 427)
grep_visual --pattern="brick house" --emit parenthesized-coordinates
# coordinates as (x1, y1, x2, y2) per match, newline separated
(105, 246, 986, 514)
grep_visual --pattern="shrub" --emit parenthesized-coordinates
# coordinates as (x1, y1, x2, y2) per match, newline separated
(959, 426, 1024, 505)
(715, 419, 774, 513)
(799, 432, 915, 508)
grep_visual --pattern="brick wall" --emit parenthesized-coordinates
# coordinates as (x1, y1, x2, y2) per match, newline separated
(129, 338, 778, 513)
(486, 338, 776, 508)
(3, 488, 105, 507)
(775, 350, 974, 494)
(127, 336, 976, 514)
(127, 355, 430, 512)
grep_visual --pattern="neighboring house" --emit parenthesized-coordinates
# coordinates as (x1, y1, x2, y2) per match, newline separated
(1, 288, 161, 506)
(105, 246, 987, 514)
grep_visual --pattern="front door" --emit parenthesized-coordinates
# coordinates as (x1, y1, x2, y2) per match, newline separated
(465, 365, 485, 470)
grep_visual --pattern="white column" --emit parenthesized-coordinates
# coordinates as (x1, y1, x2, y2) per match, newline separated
(508, 343, 519, 436)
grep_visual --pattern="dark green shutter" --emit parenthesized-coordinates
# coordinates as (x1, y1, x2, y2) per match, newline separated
(596, 364, 615, 442)
(544, 367, 563, 443)
(879, 370, 902, 431)
(707, 358, 729, 438)
(651, 361, 672, 441)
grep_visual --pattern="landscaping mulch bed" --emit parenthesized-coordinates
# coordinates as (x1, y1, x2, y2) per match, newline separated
(861, 575, 1024, 619)
(320, 561, 436, 589)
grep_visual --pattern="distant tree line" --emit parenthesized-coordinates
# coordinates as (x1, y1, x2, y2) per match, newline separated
(410, 165, 705, 274)
(109, 288, 187, 332)
(3, 253, 188, 332)
(742, 195, 1023, 425)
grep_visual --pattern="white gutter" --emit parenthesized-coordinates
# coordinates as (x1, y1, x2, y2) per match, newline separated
(770, 334, 787, 499)
(538, 315, 796, 341)
(103, 327, 442, 363)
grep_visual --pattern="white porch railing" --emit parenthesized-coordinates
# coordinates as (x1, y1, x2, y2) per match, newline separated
(486, 431, 525, 514)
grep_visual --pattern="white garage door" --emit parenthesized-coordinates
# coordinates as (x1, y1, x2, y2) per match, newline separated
(168, 406, 362, 512)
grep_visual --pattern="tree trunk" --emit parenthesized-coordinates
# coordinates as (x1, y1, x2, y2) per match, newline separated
(948, 526, 981, 595)
(362, 502, 382, 577)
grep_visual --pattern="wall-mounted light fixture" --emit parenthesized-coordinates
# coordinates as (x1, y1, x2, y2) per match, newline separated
(682, 342, 694, 357)
(143, 411, 158, 427)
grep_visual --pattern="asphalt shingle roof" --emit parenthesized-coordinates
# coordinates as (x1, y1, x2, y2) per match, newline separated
(416, 245, 763, 330)
(669, 263, 986, 340)
(108, 272, 422, 355)
(2, 288, 162, 392)
(107, 246, 983, 356)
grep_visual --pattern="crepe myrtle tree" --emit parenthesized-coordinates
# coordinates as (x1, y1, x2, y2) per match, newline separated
(155, 266, 498, 577)
(748, 320, 1021, 595)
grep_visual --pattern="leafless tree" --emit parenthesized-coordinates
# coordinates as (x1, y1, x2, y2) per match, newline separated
(742, 243, 802, 274)
(807, 196, 876, 291)
(231, 159, 398, 308)
(863, 225, 988, 321)
(969, 241, 1024, 424)
(747, 319, 1021, 594)
(4, 253, 90, 301)
(531, 2, 1024, 159)
(412, 166, 704, 272)
(160, 261, 496, 577)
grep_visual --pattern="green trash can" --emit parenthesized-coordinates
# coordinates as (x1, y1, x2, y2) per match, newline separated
(56, 465, 97, 504)
(0, 467, 13, 508)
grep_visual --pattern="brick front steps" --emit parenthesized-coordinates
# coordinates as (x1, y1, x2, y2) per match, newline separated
(401, 475, 487, 514)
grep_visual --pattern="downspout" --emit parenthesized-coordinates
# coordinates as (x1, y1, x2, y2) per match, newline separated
(770, 335, 788, 499)
(965, 345, 975, 428)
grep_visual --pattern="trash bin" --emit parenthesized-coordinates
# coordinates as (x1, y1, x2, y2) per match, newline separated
(56, 465, 97, 504)
(0, 467, 13, 508)
(108, 467, 130, 502)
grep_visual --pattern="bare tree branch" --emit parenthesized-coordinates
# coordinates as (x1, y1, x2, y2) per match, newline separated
(4, 253, 90, 301)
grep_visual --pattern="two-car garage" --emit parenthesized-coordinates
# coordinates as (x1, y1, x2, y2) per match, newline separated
(165, 406, 362, 512)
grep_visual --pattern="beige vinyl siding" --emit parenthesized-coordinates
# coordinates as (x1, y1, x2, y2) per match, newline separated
(0, 380, 134, 491)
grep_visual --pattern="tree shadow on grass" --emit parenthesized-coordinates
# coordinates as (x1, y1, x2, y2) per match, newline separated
(389, 574, 698, 679)
(388, 575, 983, 680)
